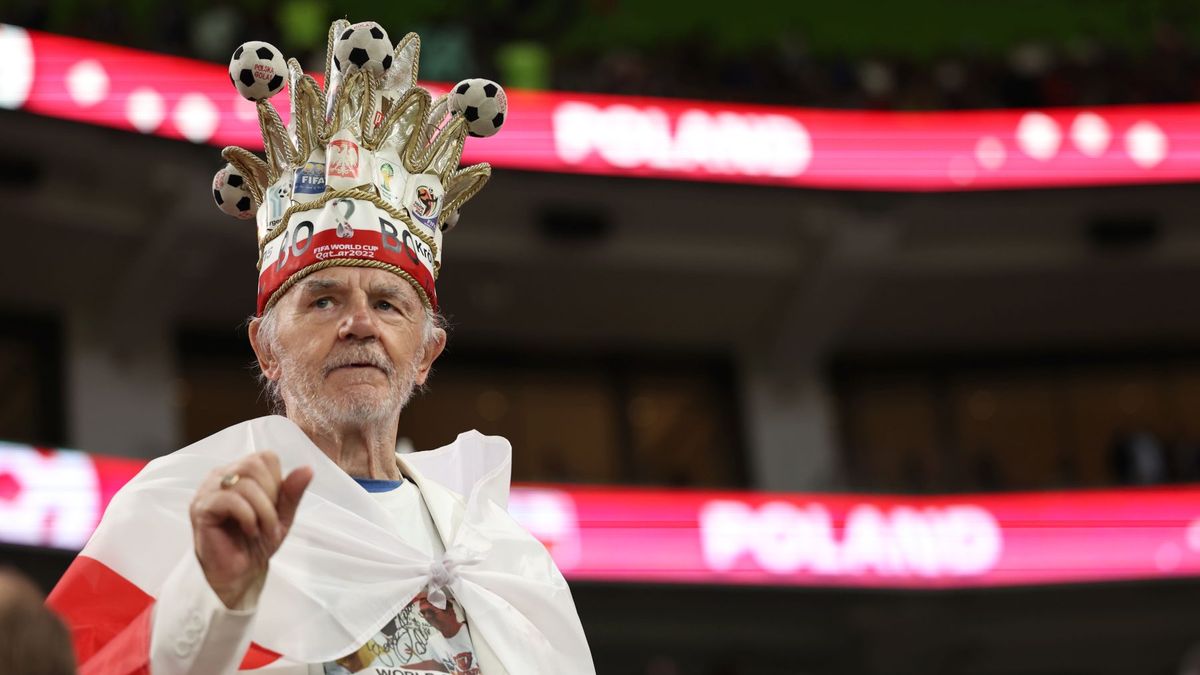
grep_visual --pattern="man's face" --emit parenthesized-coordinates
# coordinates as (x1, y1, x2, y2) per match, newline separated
(417, 595, 463, 638)
(250, 267, 444, 429)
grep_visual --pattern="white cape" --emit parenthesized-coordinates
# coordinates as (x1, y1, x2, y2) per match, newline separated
(83, 415, 596, 673)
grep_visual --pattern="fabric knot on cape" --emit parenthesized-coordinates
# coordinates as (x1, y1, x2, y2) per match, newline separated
(426, 545, 487, 610)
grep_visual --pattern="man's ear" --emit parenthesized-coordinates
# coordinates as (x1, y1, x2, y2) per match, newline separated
(248, 317, 281, 382)
(414, 327, 447, 387)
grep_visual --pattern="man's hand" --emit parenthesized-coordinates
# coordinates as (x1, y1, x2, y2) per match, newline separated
(189, 451, 313, 609)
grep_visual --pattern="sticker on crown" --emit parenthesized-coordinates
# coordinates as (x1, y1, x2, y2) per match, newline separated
(293, 149, 326, 202)
(331, 198, 356, 238)
(266, 176, 291, 224)
(373, 150, 407, 209)
(327, 130, 370, 190)
(402, 173, 444, 232)
(328, 139, 359, 179)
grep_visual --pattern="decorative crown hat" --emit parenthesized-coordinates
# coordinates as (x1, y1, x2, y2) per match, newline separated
(210, 19, 508, 314)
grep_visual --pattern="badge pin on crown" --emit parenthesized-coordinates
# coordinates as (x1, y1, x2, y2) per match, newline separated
(211, 19, 508, 261)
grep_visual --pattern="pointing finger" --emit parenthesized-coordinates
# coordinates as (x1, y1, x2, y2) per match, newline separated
(277, 466, 314, 533)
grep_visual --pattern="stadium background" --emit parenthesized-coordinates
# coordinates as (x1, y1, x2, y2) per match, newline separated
(3, 1, 1200, 673)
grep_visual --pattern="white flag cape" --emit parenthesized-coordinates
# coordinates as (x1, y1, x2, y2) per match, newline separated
(53, 416, 595, 674)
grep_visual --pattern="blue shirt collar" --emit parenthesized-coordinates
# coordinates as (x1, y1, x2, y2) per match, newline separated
(352, 476, 405, 493)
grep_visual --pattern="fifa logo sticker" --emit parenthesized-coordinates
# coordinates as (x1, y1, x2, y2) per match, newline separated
(404, 174, 444, 232)
(411, 185, 439, 220)
(377, 162, 397, 199)
(332, 199, 355, 238)
(294, 161, 326, 195)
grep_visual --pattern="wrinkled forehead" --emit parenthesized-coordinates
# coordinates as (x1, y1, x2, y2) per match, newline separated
(282, 267, 423, 307)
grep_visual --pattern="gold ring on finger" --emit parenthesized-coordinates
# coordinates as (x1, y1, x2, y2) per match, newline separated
(219, 473, 241, 489)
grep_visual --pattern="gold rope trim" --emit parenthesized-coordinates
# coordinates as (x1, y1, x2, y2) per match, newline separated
(358, 73, 376, 140)
(411, 114, 467, 177)
(367, 86, 430, 151)
(262, 258, 433, 314)
(257, 188, 440, 268)
(221, 146, 269, 207)
(420, 94, 450, 149)
(290, 73, 326, 164)
(324, 20, 348, 98)
(257, 100, 295, 185)
(395, 32, 421, 92)
(326, 69, 368, 141)
(442, 163, 491, 224)
(286, 59, 308, 159)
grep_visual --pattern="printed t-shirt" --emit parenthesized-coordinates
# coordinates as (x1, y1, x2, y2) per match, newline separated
(322, 477, 480, 675)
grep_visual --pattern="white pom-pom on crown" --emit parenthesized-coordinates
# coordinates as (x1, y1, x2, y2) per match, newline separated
(333, 21, 394, 78)
(228, 41, 288, 101)
(449, 78, 507, 137)
(212, 164, 256, 219)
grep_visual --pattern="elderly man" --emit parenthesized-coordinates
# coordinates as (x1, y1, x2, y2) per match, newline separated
(48, 18, 593, 675)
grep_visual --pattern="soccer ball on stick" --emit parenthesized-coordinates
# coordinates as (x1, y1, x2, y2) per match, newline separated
(212, 164, 256, 219)
(449, 78, 507, 138)
(333, 21, 394, 78)
(228, 41, 287, 101)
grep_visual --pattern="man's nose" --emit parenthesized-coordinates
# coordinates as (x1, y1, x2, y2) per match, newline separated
(337, 295, 378, 340)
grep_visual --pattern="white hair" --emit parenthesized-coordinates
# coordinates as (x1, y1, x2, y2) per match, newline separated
(252, 303, 446, 415)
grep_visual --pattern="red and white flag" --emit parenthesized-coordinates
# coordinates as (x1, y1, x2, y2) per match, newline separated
(48, 416, 595, 674)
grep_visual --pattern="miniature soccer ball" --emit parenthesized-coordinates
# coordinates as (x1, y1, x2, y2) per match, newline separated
(228, 41, 287, 101)
(449, 78, 507, 138)
(213, 164, 256, 219)
(333, 21, 393, 78)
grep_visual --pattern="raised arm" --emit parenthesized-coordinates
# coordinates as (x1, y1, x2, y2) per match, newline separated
(48, 451, 310, 675)
(151, 451, 311, 675)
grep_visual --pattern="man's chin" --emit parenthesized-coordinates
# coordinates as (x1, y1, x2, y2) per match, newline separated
(315, 397, 399, 426)
(281, 367, 417, 427)
(329, 382, 391, 403)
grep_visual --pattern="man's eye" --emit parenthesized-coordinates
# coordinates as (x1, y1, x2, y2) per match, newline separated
(377, 300, 395, 311)
(313, 297, 333, 309)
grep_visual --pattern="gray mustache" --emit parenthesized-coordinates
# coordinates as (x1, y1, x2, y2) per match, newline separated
(323, 349, 395, 376)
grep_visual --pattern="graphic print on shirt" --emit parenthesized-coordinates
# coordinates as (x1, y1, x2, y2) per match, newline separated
(323, 592, 479, 675)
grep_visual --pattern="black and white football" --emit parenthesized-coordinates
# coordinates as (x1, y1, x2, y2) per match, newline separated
(212, 164, 255, 219)
(333, 21, 394, 78)
(228, 41, 287, 101)
(449, 78, 507, 138)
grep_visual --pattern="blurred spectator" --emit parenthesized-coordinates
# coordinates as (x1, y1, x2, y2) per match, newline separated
(1109, 430, 1170, 485)
(0, 569, 76, 675)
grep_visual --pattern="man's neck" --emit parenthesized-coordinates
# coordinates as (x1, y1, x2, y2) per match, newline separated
(291, 414, 402, 480)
